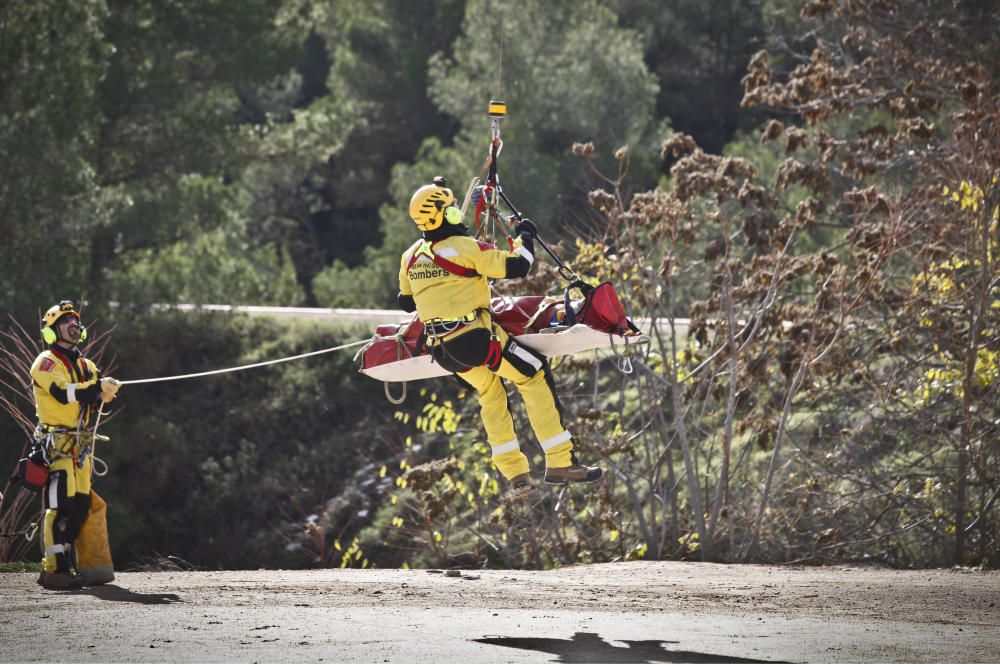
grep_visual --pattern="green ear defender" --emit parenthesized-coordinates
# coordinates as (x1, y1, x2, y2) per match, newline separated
(41, 322, 86, 345)
(444, 205, 464, 225)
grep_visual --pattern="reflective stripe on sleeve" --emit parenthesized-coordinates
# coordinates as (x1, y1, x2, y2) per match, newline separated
(539, 430, 572, 451)
(514, 245, 534, 265)
(66, 384, 77, 403)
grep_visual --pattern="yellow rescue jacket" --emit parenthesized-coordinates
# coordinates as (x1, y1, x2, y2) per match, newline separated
(30, 347, 101, 429)
(399, 235, 525, 322)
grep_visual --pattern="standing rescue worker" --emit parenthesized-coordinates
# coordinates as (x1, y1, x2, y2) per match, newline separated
(398, 178, 602, 498)
(30, 300, 120, 588)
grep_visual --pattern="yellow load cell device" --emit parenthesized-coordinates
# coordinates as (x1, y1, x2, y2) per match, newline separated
(488, 100, 507, 119)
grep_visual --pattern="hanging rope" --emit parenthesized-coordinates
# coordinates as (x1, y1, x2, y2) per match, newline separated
(495, 2, 505, 99)
(382, 326, 416, 405)
(0, 515, 39, 541)
(90, 403, 110, 477)
(116, 338, 370, 386)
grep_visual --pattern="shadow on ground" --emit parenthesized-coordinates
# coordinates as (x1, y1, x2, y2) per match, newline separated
(474, 632, 784, 664)
(72, 584, 182, 605)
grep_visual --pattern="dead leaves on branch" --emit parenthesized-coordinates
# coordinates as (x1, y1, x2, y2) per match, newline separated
(775, 157, 831, 194)
(743, 3, 998, 175)
(668, 142, 757, 203)
(565, 0, 998, 566)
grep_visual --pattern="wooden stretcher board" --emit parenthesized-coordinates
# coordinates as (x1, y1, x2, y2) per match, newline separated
(358, 324, 648, 383)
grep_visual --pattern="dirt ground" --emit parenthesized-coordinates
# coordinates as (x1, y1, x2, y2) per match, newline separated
(1, 561, 998, 663)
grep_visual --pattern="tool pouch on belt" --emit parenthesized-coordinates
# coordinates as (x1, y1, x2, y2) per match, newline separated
(430, 327, 503, 373)
(12, 451, 48, 493)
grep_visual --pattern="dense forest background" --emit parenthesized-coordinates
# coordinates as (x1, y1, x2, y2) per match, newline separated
(1, 0, 997, 570)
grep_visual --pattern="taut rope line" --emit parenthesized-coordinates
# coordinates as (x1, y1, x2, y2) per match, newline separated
(495, 3, 506, 99)
(116, 339, 370, 386)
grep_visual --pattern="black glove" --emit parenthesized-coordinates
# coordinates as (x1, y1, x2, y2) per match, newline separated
(470, 185, 485, 208)
(515, 218, 538, 237)
(397, 292, 416, 313)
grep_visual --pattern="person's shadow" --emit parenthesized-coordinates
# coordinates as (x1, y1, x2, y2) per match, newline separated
(475, 632, 784, 664)
(71, 584, 182, 605)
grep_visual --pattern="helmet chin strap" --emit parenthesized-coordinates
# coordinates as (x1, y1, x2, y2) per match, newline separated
(57, 319, 85, 346)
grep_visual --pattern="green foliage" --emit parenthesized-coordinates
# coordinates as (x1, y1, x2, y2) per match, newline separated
(1, 0, 769, 314)
(427, 0, 661, 226)
(91, 0, 305, 281)
(313, 137, 472, 308)
(310, 0, 465, 263)
(316, 0, 664, 308)
(105, 174, 306, 305)
(0, 562, 42, 573)
(294, 367, 655, 571)
(0, 1, 115, 315)
(613, 0, 771, 153)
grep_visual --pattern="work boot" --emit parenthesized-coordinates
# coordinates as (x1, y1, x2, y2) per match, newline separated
(544, 452, 603, 485)
(509, 472, 536, 498)
(38, 571, 86, 590)
(40, 550, 86, 589)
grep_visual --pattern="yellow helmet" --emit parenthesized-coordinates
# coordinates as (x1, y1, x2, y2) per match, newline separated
(41, 300, 86, 345)
(409, 179, 458, 232)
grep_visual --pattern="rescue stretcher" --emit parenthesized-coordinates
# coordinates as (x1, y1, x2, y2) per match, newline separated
(357, 282, 647, 383)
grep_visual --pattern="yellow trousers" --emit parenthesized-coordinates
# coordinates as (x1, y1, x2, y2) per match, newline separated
(454, 325, 574, 479)
(42, 441, 92, 574)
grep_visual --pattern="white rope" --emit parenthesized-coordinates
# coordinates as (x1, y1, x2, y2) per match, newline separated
(116, 338, 370, 386)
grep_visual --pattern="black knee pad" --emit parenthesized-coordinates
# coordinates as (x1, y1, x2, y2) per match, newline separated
(63, 493, 92, 543)
(501, 338, 546, 378)
(43, 470, 67, 512)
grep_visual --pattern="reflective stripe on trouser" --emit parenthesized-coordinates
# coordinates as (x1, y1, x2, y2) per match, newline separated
(458, 326, 573, 478)
(42, 449, 92, 574)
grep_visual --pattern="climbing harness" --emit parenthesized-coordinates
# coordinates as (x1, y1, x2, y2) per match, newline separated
(423, 310, 480, 338)
(418, 304, 503, 373)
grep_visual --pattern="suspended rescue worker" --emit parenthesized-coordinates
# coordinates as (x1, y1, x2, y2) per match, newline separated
(29, 300, 120, 589)
(398, 178, 602, 498)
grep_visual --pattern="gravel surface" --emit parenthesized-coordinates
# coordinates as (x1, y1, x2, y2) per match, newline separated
(1, 561, 997, 662)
